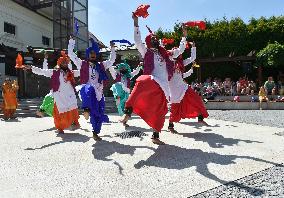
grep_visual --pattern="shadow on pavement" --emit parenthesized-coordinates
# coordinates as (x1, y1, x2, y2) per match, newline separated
(134, 144, 280, 196)
(92, 140, 155, 175)
(178, 132, 263, 148)
(179, 121, 220, 129)
(25, 133, 91, 150)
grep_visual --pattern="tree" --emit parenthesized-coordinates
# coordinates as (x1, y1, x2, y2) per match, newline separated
(256, 42, 284, 69)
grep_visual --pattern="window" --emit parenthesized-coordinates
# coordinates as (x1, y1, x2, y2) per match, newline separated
(4, 22, 16, 35)
(42, 36, 50, 46)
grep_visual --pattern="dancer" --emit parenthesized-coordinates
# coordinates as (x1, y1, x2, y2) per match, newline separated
(109, 61, 142, 118)
(168, 43, 209, 133)
(68, 37, 116, 141)
(1, 78, 19, 120)
(24, 51, 80, 133)
(120, 13, 187, 144)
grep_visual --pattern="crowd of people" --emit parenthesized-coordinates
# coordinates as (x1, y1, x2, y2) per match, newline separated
(190, 76, 284, 100)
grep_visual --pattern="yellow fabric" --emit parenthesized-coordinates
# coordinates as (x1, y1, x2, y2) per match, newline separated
(258, 90, 266, 97)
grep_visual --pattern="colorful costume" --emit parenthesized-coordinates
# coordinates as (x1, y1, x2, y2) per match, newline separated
(39, 92, 54, 117)
(109, 61, 141, 116)
(123, 25, 186, 141)
(68, 38, 116, 137)
(168, 47, 208, 131)
(1, 79, 19, 119)
(30, 52, 80, 132)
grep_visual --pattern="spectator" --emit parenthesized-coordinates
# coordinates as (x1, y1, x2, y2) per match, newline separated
(223, 78, 232, 96)
(264, 76, 276, 95)
(258, 86, 268, 110)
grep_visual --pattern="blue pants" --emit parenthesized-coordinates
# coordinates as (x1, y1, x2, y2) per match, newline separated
(80, 84, 109, 134)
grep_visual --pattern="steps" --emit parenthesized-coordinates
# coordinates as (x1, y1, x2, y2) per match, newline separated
(0, 97, 118, 118)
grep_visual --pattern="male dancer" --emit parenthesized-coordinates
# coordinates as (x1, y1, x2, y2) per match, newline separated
(68, 37, 116, 141)
(25, 51, 80, 133)
(168, 44, 209, 133)
(109, 61, 142, 117)
(120, 13, 187, 144)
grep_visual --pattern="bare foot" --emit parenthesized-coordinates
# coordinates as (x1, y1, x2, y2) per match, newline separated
(36, 111, 44, 117)
(71, 124, 80, 131)
(152, 138, 165, 145)
(168, 128, 178, 134)
(198, 120, 209, 126)
(93, 133, 102, 141)
(83, 111, 90, 120)
(120, 114, 130, 124)
(57, 130, 64, 134)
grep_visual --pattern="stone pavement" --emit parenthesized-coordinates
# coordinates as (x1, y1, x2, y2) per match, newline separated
(0, 114, 284, 198)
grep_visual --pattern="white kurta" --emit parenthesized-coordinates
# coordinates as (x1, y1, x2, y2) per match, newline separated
(68, 39, 116, 101)
(31, 66, 80, 114)
(169, 47, 196, 103)
(134, 26, 186, 100)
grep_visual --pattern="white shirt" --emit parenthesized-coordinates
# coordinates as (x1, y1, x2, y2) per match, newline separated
(68, 39, 116, 101)
(134, 26, 186, 100)
(31, 66, 80, 114)
(169, 47, 196, 103)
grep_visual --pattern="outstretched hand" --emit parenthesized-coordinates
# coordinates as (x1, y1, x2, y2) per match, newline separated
(182, 25, 188, 37)
(22, 65, 32, 70)
(132, 12, 139, 27)
(110, 41, 115, 48)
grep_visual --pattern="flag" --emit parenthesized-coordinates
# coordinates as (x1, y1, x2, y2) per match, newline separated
(111, 39, 132, 46)
(184, 21, 206, 30)
(134, 4, 150, 18)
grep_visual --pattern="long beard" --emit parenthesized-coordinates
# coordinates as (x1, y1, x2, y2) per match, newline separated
(61, 67, 68, 72)
(89, 60, 98, 64)
(152, 41, 160, 49)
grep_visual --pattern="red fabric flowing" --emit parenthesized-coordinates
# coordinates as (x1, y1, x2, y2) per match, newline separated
(162, 38, 174, 46)
(183, 21, 206, 30)
(125, 75, 168, 132)
(134, 4, 150, 18)
(169, 87, 209, 122)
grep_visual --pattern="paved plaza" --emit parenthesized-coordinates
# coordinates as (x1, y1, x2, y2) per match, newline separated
(0, 111, 284, 198)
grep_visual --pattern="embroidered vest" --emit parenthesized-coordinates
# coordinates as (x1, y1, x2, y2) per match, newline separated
(143, 49, 174, 81)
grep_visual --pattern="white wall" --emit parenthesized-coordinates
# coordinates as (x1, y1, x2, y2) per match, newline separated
(0, 0, 53, 51)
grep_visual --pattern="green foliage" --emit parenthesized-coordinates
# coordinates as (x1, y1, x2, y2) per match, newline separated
(256, 42, 284, 68)
(155, 16, 284, 59)
(123, 53, 140, 61)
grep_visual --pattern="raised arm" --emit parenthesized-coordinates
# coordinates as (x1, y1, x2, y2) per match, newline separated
(183, 45, 196, 66)
(183, 68, 193, 79)
(31, 66, 53, 78)
(68, 38, 82, 70)
(102, 42, 116, 70)
(169, 26, 188, 59)
(42, 58, 48, 70)
(108, 66, 117, 80)
(130, 66, 142, 79)
(133, 14, 146, 58)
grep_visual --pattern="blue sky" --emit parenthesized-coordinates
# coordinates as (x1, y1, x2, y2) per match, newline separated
(88, 0, 284, 45)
